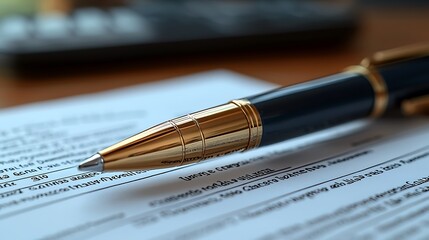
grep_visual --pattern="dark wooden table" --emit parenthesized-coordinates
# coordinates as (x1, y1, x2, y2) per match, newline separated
(1, 8, 429, 108)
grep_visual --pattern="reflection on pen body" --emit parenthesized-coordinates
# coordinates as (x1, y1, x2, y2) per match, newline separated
(79, 43, 429, 172)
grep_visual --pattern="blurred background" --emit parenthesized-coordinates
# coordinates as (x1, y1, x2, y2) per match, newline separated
(0, 0, 428, 108)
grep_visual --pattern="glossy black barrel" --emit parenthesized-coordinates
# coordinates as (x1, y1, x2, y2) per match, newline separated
(380, 56, 429, 109)
(246, 72, 374, 146)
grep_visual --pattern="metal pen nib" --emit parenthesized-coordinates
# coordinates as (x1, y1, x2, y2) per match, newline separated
(78, 153, 104, 172)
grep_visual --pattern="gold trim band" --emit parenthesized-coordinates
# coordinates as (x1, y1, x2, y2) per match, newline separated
(344, 65, 389, 118)
(230, 99, 263, 149)
(186, 114, 207, 160)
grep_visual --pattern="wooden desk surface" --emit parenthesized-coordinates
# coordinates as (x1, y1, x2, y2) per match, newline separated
(1, 8, 429, 108)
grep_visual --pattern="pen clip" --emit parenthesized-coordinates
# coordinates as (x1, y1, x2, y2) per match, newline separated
(402, 95, 429, 116)
(361, 43, 429, 68)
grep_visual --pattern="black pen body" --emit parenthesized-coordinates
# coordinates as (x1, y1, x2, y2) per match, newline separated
(247, 55, 429, 146)
(380, 56, 429, 109)
(246, 72, 375, 146)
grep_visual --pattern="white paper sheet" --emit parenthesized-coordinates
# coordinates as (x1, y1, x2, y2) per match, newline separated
(1, 71, 429, 240)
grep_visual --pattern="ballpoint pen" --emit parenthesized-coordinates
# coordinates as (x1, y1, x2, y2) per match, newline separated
(79, 43, 429, 172)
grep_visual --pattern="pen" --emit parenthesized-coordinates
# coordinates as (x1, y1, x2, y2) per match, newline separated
(79, 43, 429, 172)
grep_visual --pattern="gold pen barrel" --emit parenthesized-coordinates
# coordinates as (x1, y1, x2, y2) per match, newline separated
(99, 99, 262, 171)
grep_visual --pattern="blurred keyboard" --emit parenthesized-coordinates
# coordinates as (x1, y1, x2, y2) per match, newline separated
(0, 0, 358, 72)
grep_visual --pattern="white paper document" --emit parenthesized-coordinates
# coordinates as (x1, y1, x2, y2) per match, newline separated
(1, 71, 429, 240)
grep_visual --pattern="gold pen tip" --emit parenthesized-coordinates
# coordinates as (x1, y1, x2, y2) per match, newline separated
(78, 154, 104, 172)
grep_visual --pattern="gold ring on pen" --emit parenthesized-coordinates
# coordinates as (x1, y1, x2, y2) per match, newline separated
(345, 65, 389, 118)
